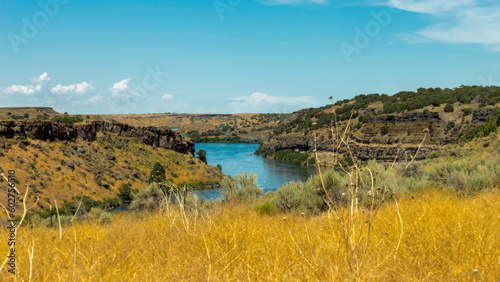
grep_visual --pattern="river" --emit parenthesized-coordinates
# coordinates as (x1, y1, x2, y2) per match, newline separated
(194, 143, 317, 200)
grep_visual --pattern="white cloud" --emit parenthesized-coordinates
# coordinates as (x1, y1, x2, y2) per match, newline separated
(51, 81, 94, 95)
(71, 94, 110, 107)
(161, 94, 174, 101)
(389, 0, 473, 14)
(88, 94, 105, 104)
(389, 0, 500, 51)
(2, 72, 49, 96)
(3, 85, 41, 95)
(110, 78, 139, 98)
(33, 72, 51, 84)
(227, 92, 322, 113)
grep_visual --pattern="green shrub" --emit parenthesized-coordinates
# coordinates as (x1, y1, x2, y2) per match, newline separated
(444, 104, 454, 112)
(254, 201, 277, 215)
(42, 215, 73, 227)
(51, 114, 83, 124)
(426, 151, 440, 160)
(36, 114, 49, 120)
(461, 118, 497, 142)
(462, 108, 473, 116)
(117, 182, 133, 205)
(380, 125, 389, 135)
(220, 172, 263, 203)
(271, 181, 324, 215)
(86, 207, 113, 225)
(149, 162, 166, 184)
(196, 149, 207, 164)
(130, 183, 165, 212)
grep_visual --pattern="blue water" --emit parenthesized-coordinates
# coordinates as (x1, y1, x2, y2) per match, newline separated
(194, 143, 317, 200)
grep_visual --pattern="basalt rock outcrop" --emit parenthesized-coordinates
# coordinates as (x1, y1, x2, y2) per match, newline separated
(261, 111, 449, 163)
(355, 112, 447, 145)
(471, 107, 497, 123)
(0, 120, 195, 155)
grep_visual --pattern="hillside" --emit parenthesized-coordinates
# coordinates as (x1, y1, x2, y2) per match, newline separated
(0, 120, 223, 213)
(0, 107, 60, 120)
(258, 85, 500, 165)
(100, 113, 287, 144)
(0, 110, 285, 145)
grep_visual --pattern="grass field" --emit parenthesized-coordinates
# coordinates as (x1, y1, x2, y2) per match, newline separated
(1, 190, 498, 280)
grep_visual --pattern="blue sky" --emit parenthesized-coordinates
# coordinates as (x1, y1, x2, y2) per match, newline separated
(0, 0, 499, 114)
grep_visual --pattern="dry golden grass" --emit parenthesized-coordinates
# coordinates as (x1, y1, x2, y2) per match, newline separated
(0, 107, 59, 120)
(0, 134, 222, 213)
(1, 190, 499, 280)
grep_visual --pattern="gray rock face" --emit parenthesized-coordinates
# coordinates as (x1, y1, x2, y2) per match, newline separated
(18, 140, 30, 150)
(472, 107, 497, 123)
(0, 120, 195, 156)
(261, 111, 446, 163)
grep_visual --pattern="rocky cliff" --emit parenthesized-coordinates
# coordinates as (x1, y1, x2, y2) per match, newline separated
(260, 107, 498, 164)
(0, 120, 195, 155)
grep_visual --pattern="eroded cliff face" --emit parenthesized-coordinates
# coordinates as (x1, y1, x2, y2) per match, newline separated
(0, 120, 195, 155)
(355, 112, 445, 145)
(260, 110, 466, 163)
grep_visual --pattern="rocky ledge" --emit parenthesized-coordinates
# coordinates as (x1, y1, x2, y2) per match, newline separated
(0, 120, 194, 155)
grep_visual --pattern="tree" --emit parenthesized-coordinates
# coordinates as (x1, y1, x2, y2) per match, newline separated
(196, 149, 207, 164)
(36, 114, 48, 120)
(444, 104, 454, 113)
(217, 164, 222, 171)
(24, 113, 29, 119)
(117, 182, 133, 205)
(149, 162, 166, 184)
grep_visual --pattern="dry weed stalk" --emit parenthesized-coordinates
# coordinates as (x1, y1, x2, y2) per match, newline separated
(311, 100, 427, 279)
(159, 182, 201, 232)
(0, 174, 39, 274)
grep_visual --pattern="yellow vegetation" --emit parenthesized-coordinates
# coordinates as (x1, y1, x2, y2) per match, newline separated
(0, 134, 222, 212)
(1, 190, 499, 280)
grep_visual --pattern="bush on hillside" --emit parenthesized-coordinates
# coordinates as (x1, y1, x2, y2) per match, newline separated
(130, 183, 165, 212)
(444, 104, 454, 112)
(51, 114, 83, 124)
(149, 162, 166, 184)
(86, 207, 113, 225)
(220, 172, 263, 202)
(118, 182, 133, 205)
(196, 149, 207, 164)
